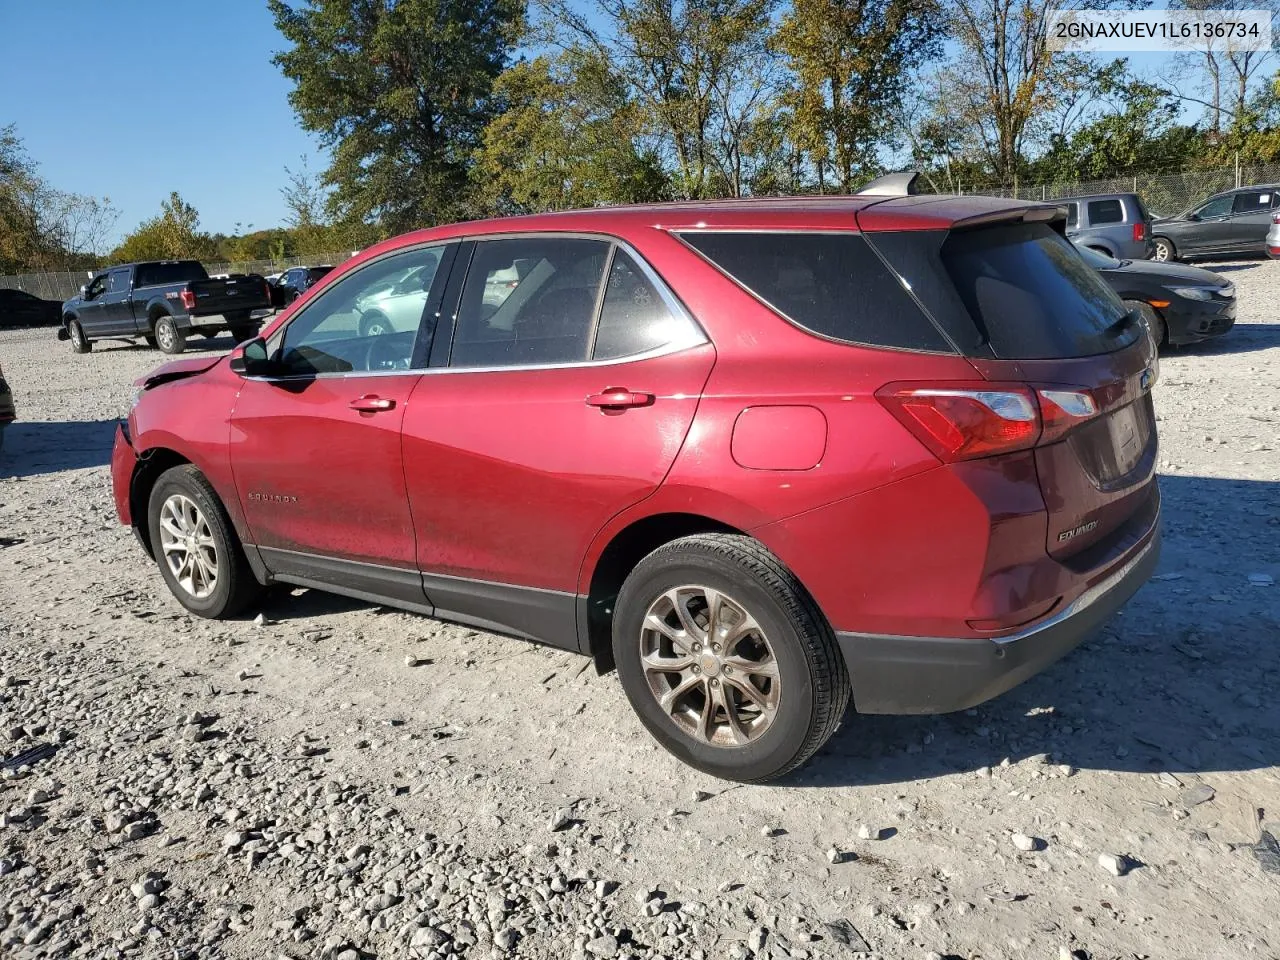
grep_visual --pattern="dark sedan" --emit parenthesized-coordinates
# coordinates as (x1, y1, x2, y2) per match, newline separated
(0, 288, 62, 328)
(268, 265, 334, 308)
(1150, 185, 1279, 262)
(1077, 244, 1235, 348)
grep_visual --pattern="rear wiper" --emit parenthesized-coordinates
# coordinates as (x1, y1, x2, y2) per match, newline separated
(1105, 309, 1140, 336)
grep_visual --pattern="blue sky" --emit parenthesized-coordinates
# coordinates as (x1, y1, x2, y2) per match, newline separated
(0, 1, 1237, 250)
(0, 0, 326, 246)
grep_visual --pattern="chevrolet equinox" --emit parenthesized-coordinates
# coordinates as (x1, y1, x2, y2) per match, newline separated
(112, 192, 1161, 782)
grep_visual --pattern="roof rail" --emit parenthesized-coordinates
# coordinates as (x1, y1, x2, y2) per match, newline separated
(854, 170, 921, 197)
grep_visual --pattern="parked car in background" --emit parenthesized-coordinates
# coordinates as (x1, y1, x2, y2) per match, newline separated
(1150, 184, 1280, 261)
(0, 361, 14, 453)
(1266, 212, 1280, 259)
(60, 261, 272, 355)
(113, 191, 1160, 781)
(1075, 244, 1235, 349)
(1062, 193, 1153, 260)
(0, 288, 62, 328)
(352, 253, 441, 336)
(269, 265, 334, 307)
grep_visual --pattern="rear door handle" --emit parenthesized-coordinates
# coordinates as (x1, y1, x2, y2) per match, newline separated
(349, 395, 396, 412)
(585, 388, 655, 410)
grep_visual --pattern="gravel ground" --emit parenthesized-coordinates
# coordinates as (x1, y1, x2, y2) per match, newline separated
(1, 262, 1278, 960)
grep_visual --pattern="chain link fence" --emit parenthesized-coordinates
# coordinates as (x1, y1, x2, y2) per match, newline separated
(6, 160, 1280, 302)
(0, 251, 356, 304)
(949, 162, 1280, 219)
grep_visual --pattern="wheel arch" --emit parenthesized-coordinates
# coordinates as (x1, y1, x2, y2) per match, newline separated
(129, 447, 194, 560)
(579, 511, 750, 674)
(146, 301, 174, 328)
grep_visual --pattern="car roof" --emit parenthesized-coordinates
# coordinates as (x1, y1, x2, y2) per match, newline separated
(353, 194, 1061, 261)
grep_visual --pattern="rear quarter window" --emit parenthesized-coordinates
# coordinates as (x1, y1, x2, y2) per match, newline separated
(678, 231, 951, 352)
(941, 223, 1137, 359)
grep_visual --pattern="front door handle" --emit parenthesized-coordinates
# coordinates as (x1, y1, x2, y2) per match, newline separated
(585, 388, 655, 410)
(349, 395, 396, 412)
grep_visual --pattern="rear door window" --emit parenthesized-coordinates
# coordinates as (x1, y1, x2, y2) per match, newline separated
(592, 251, 697, 360)
(1232, 191, 1270, 214)
(1086, 199, 1124, 224)
(679, 232, 951, 352)
(450, 237, 608, 368)
(941, 223, 1136, 359)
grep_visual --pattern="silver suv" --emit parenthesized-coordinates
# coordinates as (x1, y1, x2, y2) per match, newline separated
(1063, 193, 1154, 260)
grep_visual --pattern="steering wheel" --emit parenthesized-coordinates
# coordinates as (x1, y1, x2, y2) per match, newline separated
(364, 334, 410, 371)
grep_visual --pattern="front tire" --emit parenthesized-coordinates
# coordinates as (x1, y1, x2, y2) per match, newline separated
(147, 465, 261, 619)
(1124, 299, 1166, 350)
(68, 320, 91, 354)
(358, 311, 391, 338)
(613, 534, 849, 782)
(153, 315, 185, 354)
(1152, 237, 1176, 262)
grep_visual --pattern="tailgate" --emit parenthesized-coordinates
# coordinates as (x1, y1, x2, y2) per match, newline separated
(970, 336, 1159, 562)
(188, 276, 269, 315)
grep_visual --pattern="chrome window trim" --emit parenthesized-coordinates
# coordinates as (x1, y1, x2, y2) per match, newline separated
(254, 230, 708, 382)
(444, 231, 707, 369)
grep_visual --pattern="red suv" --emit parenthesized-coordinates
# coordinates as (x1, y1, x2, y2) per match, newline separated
(111, 193, 1160, 782)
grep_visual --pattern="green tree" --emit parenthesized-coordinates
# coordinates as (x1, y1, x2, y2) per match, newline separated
(538, 0, 780, 199)
(270, 0, 523, 234)
(1032, 70, 1199, 182)
(928, 0, 1142, 189)
(474, 52, 670, 213)
(110, 192, 214, 262)
(773, 0, 943, 191)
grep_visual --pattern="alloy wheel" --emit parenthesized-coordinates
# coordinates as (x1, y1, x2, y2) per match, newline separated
(639, 585, 781, 747)
(158, 494, 219, 599)
(157, 323, 175, 351)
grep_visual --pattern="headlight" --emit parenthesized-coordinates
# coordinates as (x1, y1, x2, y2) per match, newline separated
(1167, 285, 1215, 301)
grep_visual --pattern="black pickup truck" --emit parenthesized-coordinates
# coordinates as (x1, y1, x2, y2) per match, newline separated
(59, 260, 273, 355)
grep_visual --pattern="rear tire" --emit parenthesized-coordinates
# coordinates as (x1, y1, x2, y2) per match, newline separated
(229, 324, 258, 343)
(147, 465, 261, 619)
(1152, 237, 1175, 262)
(153, 315, 185, 354)
(612, 534, 849, 782)
(68, 320, 91, 354)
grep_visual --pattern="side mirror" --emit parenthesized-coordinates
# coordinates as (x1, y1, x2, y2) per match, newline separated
(1186, 212, 1200, 221)
(228, 337, 272, 377)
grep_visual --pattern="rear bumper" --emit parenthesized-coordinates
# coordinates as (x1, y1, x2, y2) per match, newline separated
(185, 309, 272, 329)
(838, 525, 1160, 714)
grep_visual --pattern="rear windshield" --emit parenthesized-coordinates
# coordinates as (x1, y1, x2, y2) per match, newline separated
(135, 262, 208, 287)
(941, 223, 1137, 359)
(679, 232, 951, 352)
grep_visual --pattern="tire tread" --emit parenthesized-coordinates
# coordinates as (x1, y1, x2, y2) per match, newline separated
(626, 533, 849, 782)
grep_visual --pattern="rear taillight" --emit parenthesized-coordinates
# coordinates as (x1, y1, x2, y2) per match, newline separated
(877, 382, 1101, 462)
(1272, 213, 1280, 225)
(180, 289, 196, 311)
(263, 279, 271, 302)
(1133, 222, 1146, 242)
